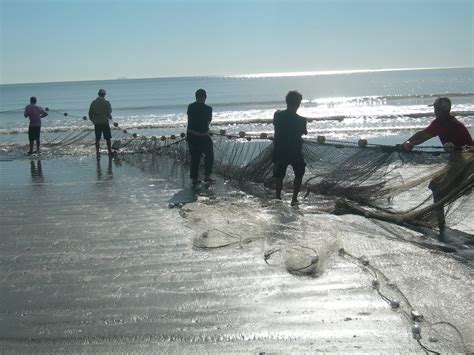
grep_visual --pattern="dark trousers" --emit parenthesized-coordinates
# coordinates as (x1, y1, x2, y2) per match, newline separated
(187, 135, 214, 180)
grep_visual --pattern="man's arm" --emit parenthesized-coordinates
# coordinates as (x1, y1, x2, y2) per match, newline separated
(401, 129, 434, 150)
(88, 104, 94, 122)
(40, 108, 48, 118)
(208, 107, 212, 123)
(273, 111, 279, 127)
(106, 101, 112, 120)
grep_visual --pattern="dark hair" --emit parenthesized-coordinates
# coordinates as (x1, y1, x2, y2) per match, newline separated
(285, 90, 302, 106)
(30, 97, 37, 104)
(195, 88, 207, 99)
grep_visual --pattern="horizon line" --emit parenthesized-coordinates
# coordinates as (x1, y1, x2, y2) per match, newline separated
(2, 66, 473, 86)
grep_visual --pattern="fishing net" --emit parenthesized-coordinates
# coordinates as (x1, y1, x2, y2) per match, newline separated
(175, 195, 472, 353)
(2, 106, 472, 234)
(111, 131, 473, 233)
(3, 114, 471, 352)
(105, 154, 468, 353)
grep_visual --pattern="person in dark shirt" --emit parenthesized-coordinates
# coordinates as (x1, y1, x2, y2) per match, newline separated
(399, 97, 473, 234)
(89, 89, 113, 158)
(186, 89, 214, 184)
(272, 90, 308, 205)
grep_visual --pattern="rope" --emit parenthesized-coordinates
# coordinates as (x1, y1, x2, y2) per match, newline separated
(191, 227, 468, 352)
(338, 248, 469, 354)
(193, 228, 241, 249)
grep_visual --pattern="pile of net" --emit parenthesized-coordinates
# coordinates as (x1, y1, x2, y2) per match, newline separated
(112, 132, 473, 232)
(177, 197, 472, 353)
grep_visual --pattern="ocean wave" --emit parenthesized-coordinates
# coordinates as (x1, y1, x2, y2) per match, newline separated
(405, 110, 474, 118)
(3, 92, 473, 115)
(66, 92, 474, 112)
(306, 93, 474, 106)
(1, 111, 472, 135)
(310, 125, 430, 134)
(214, 110, 474, 124)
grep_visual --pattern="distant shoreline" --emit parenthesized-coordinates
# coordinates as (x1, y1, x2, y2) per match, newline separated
(2, 66, 473, 86)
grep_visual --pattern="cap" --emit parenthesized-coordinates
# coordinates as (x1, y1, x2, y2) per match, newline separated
(429, 97, 451, 112)
(98, 89, 107, 96)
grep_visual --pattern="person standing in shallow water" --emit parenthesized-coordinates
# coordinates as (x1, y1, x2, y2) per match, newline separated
(186, 88, 214, 184)
(89, 89, 113, 158)
(272, 90, 308, 206)
(399, 96, 473, 234)
(24, 97, 48, 155)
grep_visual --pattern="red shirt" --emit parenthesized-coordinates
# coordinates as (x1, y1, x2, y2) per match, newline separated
(424, 115, 473, 148)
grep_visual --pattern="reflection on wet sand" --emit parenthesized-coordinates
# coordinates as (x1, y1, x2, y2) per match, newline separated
(30, 160, 44, 184)
(0, 155, 471, 353)
(96, 157, 118, 181)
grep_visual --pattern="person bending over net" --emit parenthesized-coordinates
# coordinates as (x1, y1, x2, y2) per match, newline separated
(272, 90, 308, 206)
(399, 97, 473, 233)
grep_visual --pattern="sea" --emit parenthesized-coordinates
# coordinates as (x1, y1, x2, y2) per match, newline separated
(1, 67, 473, 147)
(1, 67, 473, 353)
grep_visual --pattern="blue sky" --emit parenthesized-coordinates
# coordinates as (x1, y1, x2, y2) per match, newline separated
(1, 0, 473, 84)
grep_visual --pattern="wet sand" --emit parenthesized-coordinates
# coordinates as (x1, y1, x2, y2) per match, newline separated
(0, 154, 472, 353)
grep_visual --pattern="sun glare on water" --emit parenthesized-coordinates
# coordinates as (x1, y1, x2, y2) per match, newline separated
(227, 67, 455, 79)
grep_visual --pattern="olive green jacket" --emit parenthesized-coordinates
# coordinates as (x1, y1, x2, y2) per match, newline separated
(89, 97, 112, 125)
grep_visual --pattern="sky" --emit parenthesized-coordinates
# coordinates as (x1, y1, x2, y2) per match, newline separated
(0, 0, 473, 84)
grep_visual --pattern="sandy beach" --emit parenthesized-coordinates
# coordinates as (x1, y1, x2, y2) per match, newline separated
(0, 153, 472, 354)
(2, 0, 473, 351)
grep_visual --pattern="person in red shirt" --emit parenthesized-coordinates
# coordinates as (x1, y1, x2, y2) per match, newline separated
(401, 97, 473, 150)
(400, 97, 473, 234)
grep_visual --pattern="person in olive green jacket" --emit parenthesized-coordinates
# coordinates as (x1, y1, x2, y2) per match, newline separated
(89, 89, 113, 158)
